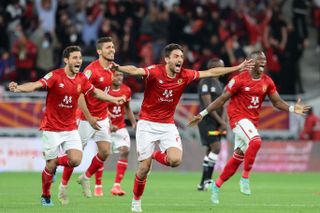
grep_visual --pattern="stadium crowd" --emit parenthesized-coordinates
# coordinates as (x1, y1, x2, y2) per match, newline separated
(0, 0, 316, 94)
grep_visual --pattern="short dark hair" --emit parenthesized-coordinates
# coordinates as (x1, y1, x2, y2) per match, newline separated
(207, 58, 224, 69)
(63, 45, 81, 58)
(164, 43, 183, 58)
(96, 37, 113, 50)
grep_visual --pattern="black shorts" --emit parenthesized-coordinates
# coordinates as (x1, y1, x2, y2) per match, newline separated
(198, 118, 221, 147)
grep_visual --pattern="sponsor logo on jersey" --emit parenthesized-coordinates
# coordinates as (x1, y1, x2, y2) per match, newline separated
(159, 89, 174, 102)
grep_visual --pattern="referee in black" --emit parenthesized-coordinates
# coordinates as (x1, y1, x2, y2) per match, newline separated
(197, 58, 227, 191)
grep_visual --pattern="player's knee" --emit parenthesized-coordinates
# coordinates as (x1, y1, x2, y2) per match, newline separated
(119, 146, 129, 158)
(234, 148, 244, 157)
(99, 150, 110, 160)
(167, 156, 182, 167)
(137, 165, 150, 177)
(68, 156, 82, 167)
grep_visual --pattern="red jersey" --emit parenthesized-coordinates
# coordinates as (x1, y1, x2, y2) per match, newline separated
(80, 60, 114, 120)
(39, 68, 94, 131)
(226, 71, 277, 129)
(108, 84, 132, 129)
(140, 64, 199, 123)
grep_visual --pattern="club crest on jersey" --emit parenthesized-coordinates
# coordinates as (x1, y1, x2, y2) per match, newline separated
(84, 70, 92, 79)
(228, 79, 235, 89)
(44, 72, 53, 80)
(159, 79, 163, 84)
(77, 84, 81, 93)
(262, 85, 267, 92)
(177, 78, 183, 84)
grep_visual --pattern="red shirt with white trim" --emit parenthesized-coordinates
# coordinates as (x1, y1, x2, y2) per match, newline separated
(140, 64, 199, 123)
(39, 68, 94, 131)
(108, 84, 132, 129)
(226, 71, 277, 129)
(80, 60, 114, 120)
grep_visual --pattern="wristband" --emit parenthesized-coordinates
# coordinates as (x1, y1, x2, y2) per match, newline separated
(199, 109, 208, 117)
(289, 105, 294, 113)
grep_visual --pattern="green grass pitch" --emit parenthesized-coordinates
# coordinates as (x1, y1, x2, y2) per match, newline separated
(0, 172, 319, 213)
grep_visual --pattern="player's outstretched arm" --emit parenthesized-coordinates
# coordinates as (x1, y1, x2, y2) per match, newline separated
(269, 92, 311, 115)
(8, 81, 43, 93)
(111, 63, 146, 76)
(188, 91, 231, 127)
(92, 88, 126, 105)
(198, 59, 254, 79)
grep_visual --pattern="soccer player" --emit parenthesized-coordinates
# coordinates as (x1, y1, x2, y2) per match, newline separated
(8, 45, 125, 206)
(105, 71, 137, 196)
(188, 51, 310, 204)
(111, 43, 254, 212)
(197, 58, 227, 191)
(58, 37, 119, 200)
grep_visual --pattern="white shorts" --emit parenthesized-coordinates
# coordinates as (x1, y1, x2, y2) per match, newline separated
(136, 120, 182, 161)
(232, 118, 259, 152)
(42, 130, 82, 160)
(78, 117, 111, 148)
(111, 128, 130, 153)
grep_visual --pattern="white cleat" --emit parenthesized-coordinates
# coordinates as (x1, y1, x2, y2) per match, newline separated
(58, 184, 69, 205)
(77, 174, 92, 198)
(131, 199, 142, 212)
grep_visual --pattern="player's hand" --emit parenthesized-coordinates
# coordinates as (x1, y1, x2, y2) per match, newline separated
(294, 98, 311, 115)
(113, 95, 126, 105)
(238, 59, 254, 71)
(88, 116, 101, 130)
(110, 125, 118, 132)
(110, 62, 119, 71)
(187, 114, 203, 127)
(8, 82, 20, 92)
(218, 121, 227, 133)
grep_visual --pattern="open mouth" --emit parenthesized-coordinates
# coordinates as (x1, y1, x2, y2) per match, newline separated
(74, 65, 81, 69)
(175, 63, 182, 68)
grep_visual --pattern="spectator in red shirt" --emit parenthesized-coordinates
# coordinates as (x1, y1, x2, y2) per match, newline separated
(300, 107, 320, 141)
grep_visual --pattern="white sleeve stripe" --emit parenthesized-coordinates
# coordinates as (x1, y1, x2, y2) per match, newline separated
(144, 68, 150, 79)
(84, 85, 94, 95)
(40, 79, 48, 88)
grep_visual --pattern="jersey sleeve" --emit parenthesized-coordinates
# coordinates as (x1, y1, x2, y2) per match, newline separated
(40, 72, 55, 89)
(267, 77, 277, 95)
(81, 75, 94, 95)
(225, 76, 241, 95)
(143, 65, 158, 79)
(184, 69, 200, 84)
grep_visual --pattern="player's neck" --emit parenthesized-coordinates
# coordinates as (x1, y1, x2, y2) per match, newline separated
(249, 70, 261, 79)
(99, 58, 112, 69)
(111, 84, 120, 91)
(165, 66, 176, 78)
(64, 67, 76, 78)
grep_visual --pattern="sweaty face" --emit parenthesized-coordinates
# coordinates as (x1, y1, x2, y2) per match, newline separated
(67, 51, 82, 74)
(254, 53, 267, 73)
(112, 71, 124, 87)
(100, 42, 115, 61)
(166, 49, 184, 74)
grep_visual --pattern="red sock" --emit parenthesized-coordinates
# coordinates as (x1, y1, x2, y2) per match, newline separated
(215, 152, 244, 188)
(242, 137, 262, 178)
(133, 175, 147, 200)
(95, 165, 104, 185)
(42, 167, 55, 197)
(61, 167, 74, 185)
(57, 155, 71, 167)
(114, 160, 128, 184)
(152, 151, 169, 166)
(85, 153, 104, 178)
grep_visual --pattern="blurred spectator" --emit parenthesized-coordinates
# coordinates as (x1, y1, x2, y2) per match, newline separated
(0, 14, 10, 52)
(31, 27, 59, 78)
(0, 50, 15, 81)
(11, 26, 37, 83)
(35, 0, 57, 32)
(300, 107, 320, 141)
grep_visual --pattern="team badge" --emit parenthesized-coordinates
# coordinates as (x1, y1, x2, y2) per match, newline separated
(77, 84, 81, 93)
(262, 85, 267, 92)
(202, 84, 208, 92)
(177, 78, 183, 84)
(43, 72, 53, 80)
